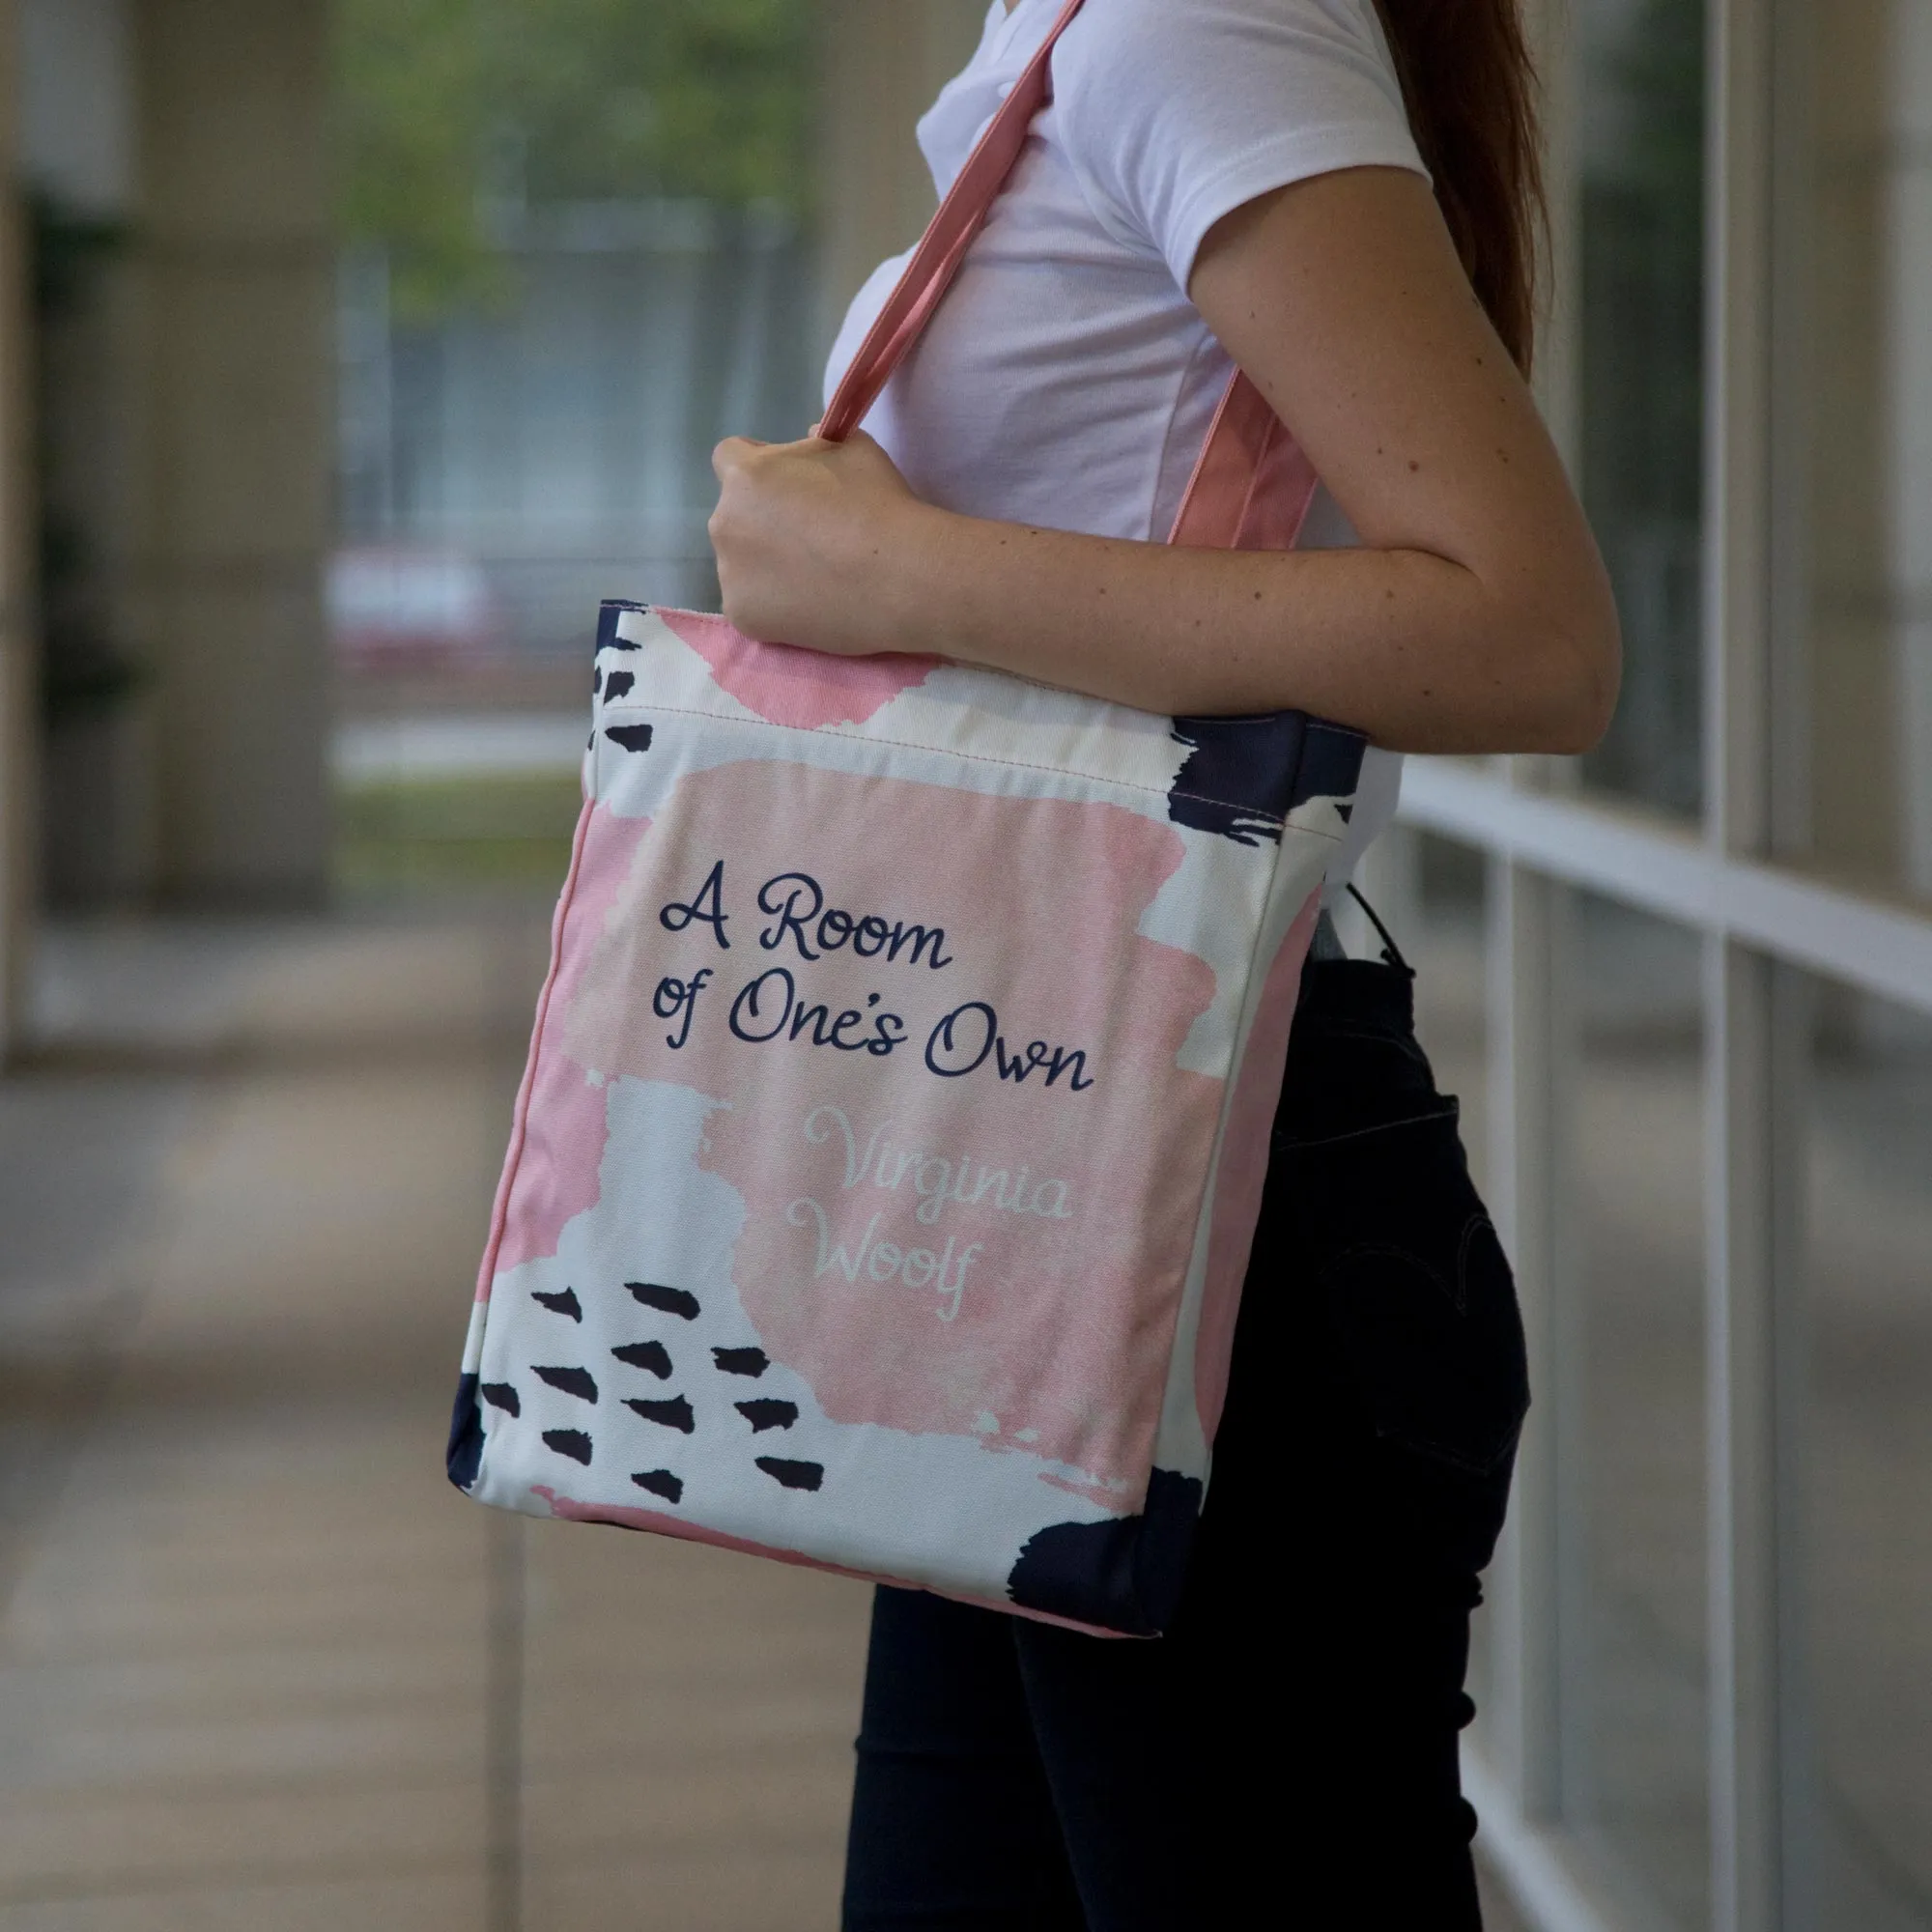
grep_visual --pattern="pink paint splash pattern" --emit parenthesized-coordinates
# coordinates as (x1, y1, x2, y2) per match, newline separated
(485, 804, 652, 1285)
(1191, 889, 1321, 1443)
(655, 609, 936, 729)
(560, 759, 1228, 1493)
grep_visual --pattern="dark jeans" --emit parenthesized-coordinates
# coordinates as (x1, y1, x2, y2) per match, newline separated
(842, 955, 1530, 1930)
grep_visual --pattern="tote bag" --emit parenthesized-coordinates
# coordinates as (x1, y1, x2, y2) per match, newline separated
(448, 0, 1367, 1638)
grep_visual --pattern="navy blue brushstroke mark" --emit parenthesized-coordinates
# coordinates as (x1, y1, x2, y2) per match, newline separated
(1167, 715, 1299, 844)
(713, 1347, 769, 1378)
(1166, 714, 1367, 845)
(482, 1383, 521, 1416)
(597, 600, 649, 653)
(612, 1341, 673, 1379)
(1006, 1467, 1204, 1636)
(625, 1396, 696, 1434)
(533, 1288, 582, 1321)
(756, 1456, 823, 1492)
(446, 1374, 485, 1490)
(544, 1429, 593, 1466)
(603, 669, 636, 702)
(632, 1469, 684, 1504)
(735, 1399, 798, 1434)
(605, 724, 654, 754)
(1293, 721, 1370, 808)
(629, 1281, 699, 1321)
(534, 1365, 598, 1404)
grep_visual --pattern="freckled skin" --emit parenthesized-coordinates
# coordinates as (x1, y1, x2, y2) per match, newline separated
(708, 166, 1620, 756)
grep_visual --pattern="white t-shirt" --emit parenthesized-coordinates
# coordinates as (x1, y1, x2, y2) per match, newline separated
(824, 0, 1429, 897)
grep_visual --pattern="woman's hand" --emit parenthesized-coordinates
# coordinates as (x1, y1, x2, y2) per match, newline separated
(709, 431, 923, 654)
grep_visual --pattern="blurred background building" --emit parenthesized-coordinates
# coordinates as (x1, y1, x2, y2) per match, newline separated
(0, 1, 1924, 1928)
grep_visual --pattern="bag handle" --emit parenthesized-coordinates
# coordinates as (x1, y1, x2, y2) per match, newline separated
(817, 0, 1320, 554)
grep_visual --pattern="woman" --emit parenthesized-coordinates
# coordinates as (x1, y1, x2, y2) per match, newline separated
(710, 0, 1618, 1923)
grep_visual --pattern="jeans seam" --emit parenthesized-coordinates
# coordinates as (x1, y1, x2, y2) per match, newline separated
(1322, 1238, 1465, 1313)
(1272, 1100, 1461, 1152)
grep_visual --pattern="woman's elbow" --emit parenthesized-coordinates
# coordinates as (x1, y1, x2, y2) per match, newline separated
(1511, 582, 1623, 757)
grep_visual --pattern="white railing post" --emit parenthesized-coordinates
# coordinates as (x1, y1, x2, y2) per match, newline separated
(1703, 0, 1794, 1923)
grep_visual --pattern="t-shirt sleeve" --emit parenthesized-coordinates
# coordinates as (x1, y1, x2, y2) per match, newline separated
(1051, 0, 1429, 294)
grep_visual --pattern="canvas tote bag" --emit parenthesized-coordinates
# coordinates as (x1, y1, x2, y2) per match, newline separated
(448, 0, 1367, 1637)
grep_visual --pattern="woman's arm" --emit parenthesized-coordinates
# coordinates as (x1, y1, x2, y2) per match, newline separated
(709, 166, 1620, 755)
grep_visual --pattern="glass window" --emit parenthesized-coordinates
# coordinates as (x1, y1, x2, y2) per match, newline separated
(1802, 980, 1932, 1928)
(1566, 896, 1709, 1924)
(1787, 0, 1932, 907)
(1576, 0, 1708, 818)
(331, 1, 818, 903)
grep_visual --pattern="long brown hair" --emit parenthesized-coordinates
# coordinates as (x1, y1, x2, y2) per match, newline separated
(1370, 0, 1546, 373)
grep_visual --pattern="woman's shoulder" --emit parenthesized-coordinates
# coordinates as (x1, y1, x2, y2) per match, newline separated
(1052, 0, 1401, 100)
(1049, 0, 1412, 179)
(1047, 0, 1421, 284)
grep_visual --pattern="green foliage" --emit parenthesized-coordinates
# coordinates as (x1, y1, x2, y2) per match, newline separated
(31, 195, 146, 726)
(1608, 0, 1705, 213)
(1578, 0, 1705, 523)
(335, 0, 813, 318)
(1577, 0, 1706, 810)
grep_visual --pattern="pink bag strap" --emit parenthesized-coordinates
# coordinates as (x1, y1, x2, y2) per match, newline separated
(817, 0, 1319, 554)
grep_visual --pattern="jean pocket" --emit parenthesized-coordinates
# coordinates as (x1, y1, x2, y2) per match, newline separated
(1273, 1102, 1530, 1477)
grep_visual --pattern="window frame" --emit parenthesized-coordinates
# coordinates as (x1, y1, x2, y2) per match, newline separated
(1437, 0, 1932, 1926)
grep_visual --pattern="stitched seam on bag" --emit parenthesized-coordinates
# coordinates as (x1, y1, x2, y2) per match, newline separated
(474, 797, 596, 1307)
(599, 698, 1350, 837)
(602, 697, 1282, 815)
(1184, 846, 1320, 1473)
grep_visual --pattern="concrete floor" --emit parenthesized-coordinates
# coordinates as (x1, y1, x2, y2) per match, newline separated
(0, 908, 869, 1930)
(0, 902, 1531, 1931)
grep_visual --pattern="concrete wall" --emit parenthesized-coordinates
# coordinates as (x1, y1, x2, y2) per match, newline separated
(1883, 1, 1932, 894)
(815, 0, 988, 365)
(127, 0, 331, 906)
(1804, 0, 1932, 895)
(20, 0, 132, 211)
(0, 0, 38, 1052)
